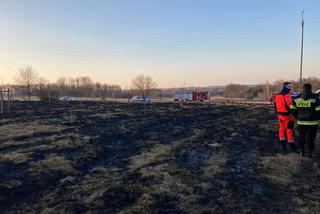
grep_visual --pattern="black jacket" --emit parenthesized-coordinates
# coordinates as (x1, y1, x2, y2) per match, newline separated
(290, 92, 320, 125)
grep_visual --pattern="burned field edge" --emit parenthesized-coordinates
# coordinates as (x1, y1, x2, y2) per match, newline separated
(0, 101, 320, 213)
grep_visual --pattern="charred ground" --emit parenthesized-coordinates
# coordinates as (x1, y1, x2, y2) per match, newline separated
(0, 102, 320, 213)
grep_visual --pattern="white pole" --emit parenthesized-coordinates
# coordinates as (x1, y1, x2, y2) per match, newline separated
(299, 10, 304, 92)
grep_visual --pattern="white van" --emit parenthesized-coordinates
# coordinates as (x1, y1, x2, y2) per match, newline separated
(59, 96, 75, 102)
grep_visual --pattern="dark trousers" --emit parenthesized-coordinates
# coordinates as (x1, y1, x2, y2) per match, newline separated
(298, 125, 319, 153)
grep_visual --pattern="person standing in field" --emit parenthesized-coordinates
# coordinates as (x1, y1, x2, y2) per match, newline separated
(290, 83, 320, 157)
(274, 82, 297, 152)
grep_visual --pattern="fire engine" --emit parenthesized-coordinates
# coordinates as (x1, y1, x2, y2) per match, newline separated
(174, 91, 209, 101)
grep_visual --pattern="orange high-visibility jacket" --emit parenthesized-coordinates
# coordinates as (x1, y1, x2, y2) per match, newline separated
(275, 93, 292, 115)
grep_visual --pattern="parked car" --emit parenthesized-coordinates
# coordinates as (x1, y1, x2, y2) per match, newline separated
(59, 96, 75, 102)
(131, 96, 152, 104)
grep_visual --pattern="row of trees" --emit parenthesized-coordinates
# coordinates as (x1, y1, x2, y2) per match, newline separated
(55, 76, 122, 98)
(12, 65, 320, 101)
(14, 65, 157, 101)
(224, 84, 265, 100)
(224, 77, 320, 100)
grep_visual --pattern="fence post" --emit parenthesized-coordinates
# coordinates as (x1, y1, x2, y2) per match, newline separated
(0, 87, 3, 114)
(144, 103, 147, 115)
(7, 88, 10, 114)
(48, 84, 52, 105)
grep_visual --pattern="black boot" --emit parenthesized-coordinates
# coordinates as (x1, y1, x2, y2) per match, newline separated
(307, 145, 315, 158)
(308, 143, 315, 158)
(280, 140, 288, 152)
(307, 151, 315, 158)
(300, 144, 306, 157)
(289, 143, 299, 153)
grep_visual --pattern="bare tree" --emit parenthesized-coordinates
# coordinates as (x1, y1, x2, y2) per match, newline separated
(132, 75, 157, 98)
(38, 77, 49, 101)
(132, 75, 156, 115)
(15, 65, 39, 101)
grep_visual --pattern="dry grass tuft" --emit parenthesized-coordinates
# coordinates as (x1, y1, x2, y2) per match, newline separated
(0, 152, 33, 164)
(0, 122, 64, 138)
(28, 154, 75, 176)
(260, 154, 302, 188)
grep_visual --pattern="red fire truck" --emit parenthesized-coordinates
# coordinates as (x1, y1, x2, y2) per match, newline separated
(174, 91, 209, 101)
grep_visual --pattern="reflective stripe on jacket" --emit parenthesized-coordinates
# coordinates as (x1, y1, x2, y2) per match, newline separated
(297, 121, 319, 125)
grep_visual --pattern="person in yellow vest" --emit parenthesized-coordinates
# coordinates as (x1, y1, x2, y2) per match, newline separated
(290, 83, 320, 157)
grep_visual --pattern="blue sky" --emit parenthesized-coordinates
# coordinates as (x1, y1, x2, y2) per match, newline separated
(0, 0, 319, 87)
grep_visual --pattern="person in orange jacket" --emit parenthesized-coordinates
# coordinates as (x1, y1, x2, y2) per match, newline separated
(274, 82, 297, 152)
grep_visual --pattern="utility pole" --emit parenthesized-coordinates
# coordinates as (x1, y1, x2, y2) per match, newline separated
(299, 10, 304, 92)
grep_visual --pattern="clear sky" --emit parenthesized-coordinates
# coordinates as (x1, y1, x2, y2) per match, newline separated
(0, 0, 319, 88)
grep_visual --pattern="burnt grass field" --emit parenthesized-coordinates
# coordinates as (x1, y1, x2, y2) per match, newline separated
(1, 101, 320, 213)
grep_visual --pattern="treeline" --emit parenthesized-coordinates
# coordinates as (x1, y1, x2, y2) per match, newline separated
(53, 76, 122, 98)
(9, 65, 320, 101)
(224, 84, 263, 100)
(12, 66, 160, 101)
(224, 77, 320, 100)
(10, 65, 124, 100)
(14, 75, 123, 101)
